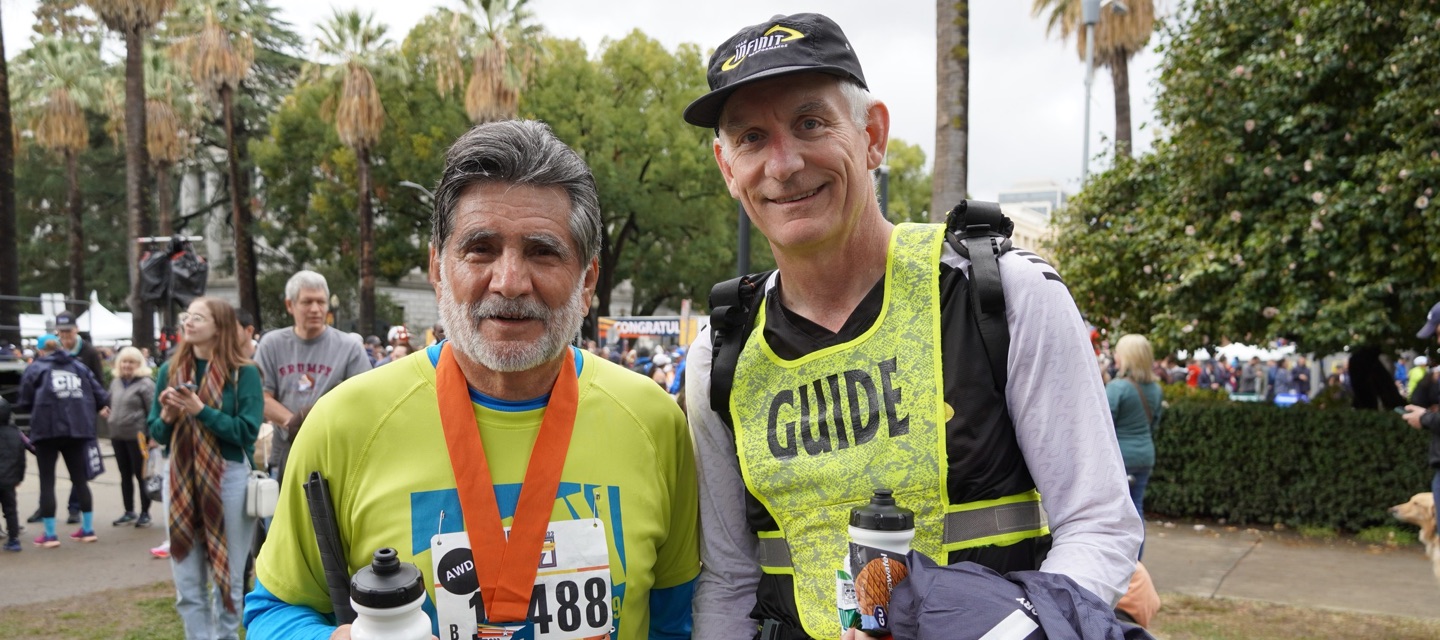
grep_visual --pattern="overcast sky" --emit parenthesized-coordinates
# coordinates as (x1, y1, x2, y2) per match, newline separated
(2, 0, 1165, 201)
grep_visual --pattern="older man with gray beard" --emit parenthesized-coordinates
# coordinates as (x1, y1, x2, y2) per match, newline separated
(245, 120, 700, 640)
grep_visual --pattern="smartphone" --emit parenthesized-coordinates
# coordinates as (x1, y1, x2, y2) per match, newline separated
(178, 383, 198, 393)
(1395, 406, 1410, 415)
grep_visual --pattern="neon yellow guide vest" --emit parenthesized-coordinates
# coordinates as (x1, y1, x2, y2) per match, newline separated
(731, 223, 948, 638)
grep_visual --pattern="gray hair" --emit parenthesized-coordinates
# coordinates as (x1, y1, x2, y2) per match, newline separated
(431, 120, 602, 265)
(285, 270, 329, 302)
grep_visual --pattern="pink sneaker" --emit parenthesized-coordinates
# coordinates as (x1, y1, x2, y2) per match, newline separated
(33, 534, 60, 548)
(150, 543, 170, 559)
(69, 529, 97, 543)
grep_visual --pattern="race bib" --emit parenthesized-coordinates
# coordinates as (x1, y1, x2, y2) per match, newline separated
(432, 518, 613, 640)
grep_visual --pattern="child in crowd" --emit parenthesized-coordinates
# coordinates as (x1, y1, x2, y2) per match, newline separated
(0, 396, 27, 552)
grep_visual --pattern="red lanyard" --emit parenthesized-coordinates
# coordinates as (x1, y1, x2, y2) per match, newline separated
(435, 342, 579, 623)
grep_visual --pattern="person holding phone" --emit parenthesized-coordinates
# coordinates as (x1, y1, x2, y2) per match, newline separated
(148, 296, 263, 639)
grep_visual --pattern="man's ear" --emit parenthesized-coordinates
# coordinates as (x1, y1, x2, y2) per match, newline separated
(713, 138, 743, 200)
(428, 243, 441, 289)
(580, 258, 600, 317)
(864, 100, 891, 171)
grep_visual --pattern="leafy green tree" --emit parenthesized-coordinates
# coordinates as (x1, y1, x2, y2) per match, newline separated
(885, 139, 932, 224)
(522, 33, 763, 318)
(411, 0, 542, 123)
(10, 37, 105, 303)
(168, 0, 299, 328)
(13, 110, 130, 309)
(304, 8, 406, 335)
(254, 26, 469, 331)
(87, 0, 175, 348)
(0, 7, 17, 345)
(139, 46, 199, 237)
(1052, 0, 1440, 355)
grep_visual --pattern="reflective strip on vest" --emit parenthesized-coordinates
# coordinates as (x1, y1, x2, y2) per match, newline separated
(757, 490, 1049, 570)
(944, 489, 1050, 551)
(732, 224, 949, 638)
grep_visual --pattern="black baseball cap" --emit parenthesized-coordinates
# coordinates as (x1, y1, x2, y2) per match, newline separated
(54, 311, 77, 330)
(1418, 302, 1440, 339)
(683, 13, 867, 129)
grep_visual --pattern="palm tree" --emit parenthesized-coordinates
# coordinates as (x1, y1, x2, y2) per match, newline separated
(86, 0, 175, 349)
(1032, 0, 1155, 158)
(169, 0, 260, 321)
(11, 38, 105, 304)
(142, 47, 198, 236)
(414, 0, 541, 123)
(306, 8, 404, 334)
(0, 8, 18, 346)
(931, 0, 968, 222)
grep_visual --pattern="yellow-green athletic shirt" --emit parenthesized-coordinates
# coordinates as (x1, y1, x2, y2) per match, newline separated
(253, 346, 700, 640)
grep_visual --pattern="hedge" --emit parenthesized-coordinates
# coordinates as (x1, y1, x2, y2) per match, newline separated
(1145, 398, 1432, 532)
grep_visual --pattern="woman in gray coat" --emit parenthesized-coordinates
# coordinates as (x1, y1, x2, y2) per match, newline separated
(107, 347, 155, 527)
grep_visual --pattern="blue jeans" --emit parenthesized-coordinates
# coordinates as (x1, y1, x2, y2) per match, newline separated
(1128, 467, 1152, 519)
(168, 460, 256, 640)
(1129, 467, 1152, 561)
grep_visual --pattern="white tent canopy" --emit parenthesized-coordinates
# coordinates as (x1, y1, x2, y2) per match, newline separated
(19, 291, 143, 348)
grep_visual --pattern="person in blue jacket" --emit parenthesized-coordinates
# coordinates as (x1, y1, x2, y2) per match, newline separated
(16, 334, 109, 547)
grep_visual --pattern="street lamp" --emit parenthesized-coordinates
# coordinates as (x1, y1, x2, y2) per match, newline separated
(1081, 0, 1128, 183)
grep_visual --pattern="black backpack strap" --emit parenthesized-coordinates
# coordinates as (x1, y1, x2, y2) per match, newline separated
(708, 270, 774, 424)
(945, 200, 1014, 393)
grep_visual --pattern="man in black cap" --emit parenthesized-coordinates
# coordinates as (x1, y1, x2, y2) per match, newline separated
(1402, 302, 1440, 537)
(682, 13, 1141, 639)
(53, 311, 104, 381)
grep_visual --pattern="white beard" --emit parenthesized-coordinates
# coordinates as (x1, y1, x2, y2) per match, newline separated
(437, 273, 587, 373)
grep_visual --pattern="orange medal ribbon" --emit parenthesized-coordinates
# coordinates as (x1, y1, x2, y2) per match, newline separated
(435, 342, 579, 623)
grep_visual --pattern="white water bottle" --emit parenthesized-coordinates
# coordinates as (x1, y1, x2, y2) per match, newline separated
(848, 488, 915, 556)
(848, 489, 915, 636)
(349, 547, 431, 640)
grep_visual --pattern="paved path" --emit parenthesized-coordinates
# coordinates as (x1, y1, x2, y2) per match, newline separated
(1142, 518, 1440, 619)
(4, 443, 1439, 623)
(3, 441, 173, 609)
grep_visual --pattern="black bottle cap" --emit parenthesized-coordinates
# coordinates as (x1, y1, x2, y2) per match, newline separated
(849, 488, 914, 531)
(351, 548, 425, 609)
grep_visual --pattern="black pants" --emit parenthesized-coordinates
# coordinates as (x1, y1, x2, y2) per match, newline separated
(1, 484, 16, 540)
(34, 437, 92, 518)
(35, 480, 82, 516)
(111, 438, 151, 515)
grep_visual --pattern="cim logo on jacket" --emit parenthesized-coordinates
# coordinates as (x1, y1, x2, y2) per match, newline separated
(48, 370, 86, 400)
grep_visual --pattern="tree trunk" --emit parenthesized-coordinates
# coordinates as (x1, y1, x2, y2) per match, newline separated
(1110, 51, 1132, 159)
(931, 0, 969, 221)
(156, 160, 173, 236)
(124, 26, 154, 349)
(357, 145, 375, 335)
(0, 11, 18, 346)
(233, 107, 261, 331)
(221, 85, 259, 326)
(66, 151, 85, 304)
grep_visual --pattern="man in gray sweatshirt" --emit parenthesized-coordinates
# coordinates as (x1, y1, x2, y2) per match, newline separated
(252, 271, 371, 482)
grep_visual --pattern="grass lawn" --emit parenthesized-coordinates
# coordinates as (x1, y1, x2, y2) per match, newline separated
(3, 582, 1440, 639)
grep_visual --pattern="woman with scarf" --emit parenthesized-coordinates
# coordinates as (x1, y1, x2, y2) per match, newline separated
(148, 297, 262, 638)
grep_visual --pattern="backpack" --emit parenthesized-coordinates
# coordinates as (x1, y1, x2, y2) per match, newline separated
(707, 200, 1016, 424)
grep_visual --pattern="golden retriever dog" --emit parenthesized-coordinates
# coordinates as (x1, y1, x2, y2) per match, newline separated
(1390, 492, 1440, 581)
